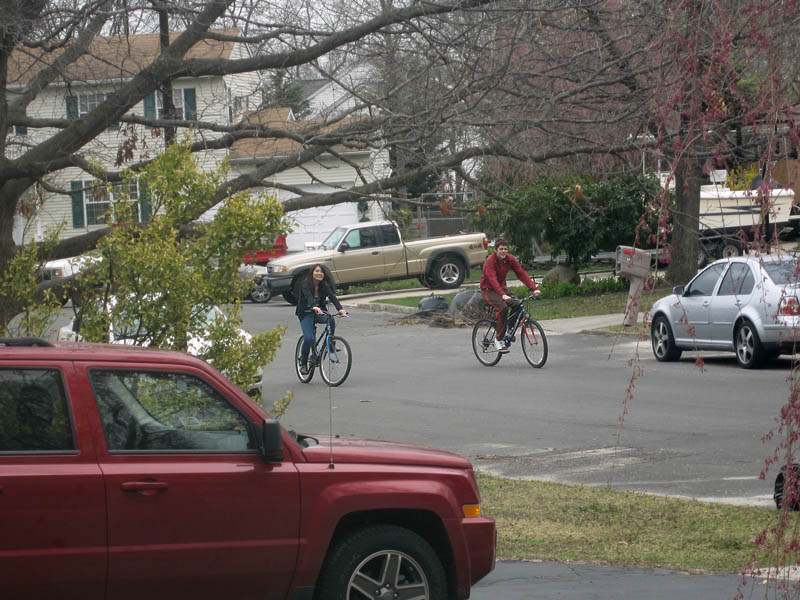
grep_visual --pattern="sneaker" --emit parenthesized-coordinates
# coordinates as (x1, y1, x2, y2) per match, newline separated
(299, 362, 309, 376)
(493, 339, 509, 353)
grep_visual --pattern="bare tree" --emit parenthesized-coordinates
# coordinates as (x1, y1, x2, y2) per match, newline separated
(3, 0, 800, 308)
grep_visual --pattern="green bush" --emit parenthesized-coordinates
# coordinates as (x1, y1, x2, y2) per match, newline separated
(512, 276, 627, 299)
(469, 172, 663, 268)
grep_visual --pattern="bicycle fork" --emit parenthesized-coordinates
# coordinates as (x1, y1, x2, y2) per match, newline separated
(520, 316, 538, 344)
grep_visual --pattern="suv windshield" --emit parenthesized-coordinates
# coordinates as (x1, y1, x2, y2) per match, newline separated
(319, 227, 346, 250)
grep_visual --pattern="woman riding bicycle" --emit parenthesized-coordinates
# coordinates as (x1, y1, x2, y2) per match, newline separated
(480, 237, 540, 353)
(296, 264, 347, 376)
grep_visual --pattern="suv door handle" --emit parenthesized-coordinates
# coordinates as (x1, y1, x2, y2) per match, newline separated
(371, 251, 379, 255)
(121, 481, 168, 494)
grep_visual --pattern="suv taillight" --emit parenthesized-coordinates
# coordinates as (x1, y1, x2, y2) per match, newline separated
(779, 296, 800, 316)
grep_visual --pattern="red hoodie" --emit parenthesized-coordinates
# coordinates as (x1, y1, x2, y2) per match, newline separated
(480, 252, 537, 295)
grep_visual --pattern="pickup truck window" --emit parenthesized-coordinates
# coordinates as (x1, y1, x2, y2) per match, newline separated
(89, 370, 253, 452)
(343, 226, 378, 249)
(0, 369, 75, 452)
(379, 224, 400, 245)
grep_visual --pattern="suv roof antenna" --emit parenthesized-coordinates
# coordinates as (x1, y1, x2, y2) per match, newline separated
(328, 378, 335, 469)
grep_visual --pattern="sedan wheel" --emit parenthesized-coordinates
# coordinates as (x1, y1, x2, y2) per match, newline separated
(735, 320, 764, 369)
(250, 280, 271, 303)
(651, 315, 682, 362)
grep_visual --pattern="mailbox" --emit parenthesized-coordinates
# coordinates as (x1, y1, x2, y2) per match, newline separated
(615, 246, 653, 327)
(615, 246, 651, 279)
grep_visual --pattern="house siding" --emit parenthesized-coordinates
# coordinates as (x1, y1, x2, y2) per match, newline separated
(20, 76, 230, 243)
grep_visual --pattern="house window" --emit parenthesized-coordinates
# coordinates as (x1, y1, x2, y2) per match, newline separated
(234, 95, 248, 112)
(143, 88, 196, 123)
(71, 180, 142, 227)
(79, 93, 105, 117)
(66, 93, 118, 130)
(157, 89, 185, 120)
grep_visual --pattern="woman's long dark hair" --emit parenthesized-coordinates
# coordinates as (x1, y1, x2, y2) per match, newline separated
(305, 263, 335, 293)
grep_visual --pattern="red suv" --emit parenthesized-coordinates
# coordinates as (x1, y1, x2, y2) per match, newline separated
(0, 338, 495, 600)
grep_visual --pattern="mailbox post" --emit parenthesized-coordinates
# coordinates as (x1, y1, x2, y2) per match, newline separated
(615, 246, 652, 327)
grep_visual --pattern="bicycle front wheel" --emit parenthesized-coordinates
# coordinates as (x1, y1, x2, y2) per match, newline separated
(520, 318, 548, 368)
(472, 319, 502, 366)
(294, 336, 315, 383)
(319, 336, 352, 387)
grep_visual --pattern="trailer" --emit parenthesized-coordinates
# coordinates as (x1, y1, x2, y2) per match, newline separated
(696, 184, 797, 265)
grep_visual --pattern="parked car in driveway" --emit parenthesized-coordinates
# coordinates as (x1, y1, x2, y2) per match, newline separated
(650, 253, 800, 368)
(0, 337, 495, 599)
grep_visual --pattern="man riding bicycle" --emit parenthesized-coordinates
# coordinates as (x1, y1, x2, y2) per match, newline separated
(480, 237, 541, 353)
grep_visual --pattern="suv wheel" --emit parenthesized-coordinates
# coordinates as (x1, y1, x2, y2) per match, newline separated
(315, 525, 446, 600)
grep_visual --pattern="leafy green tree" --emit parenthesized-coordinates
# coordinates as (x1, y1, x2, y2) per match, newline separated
(69, 139, 289, 396)
(0, 229, 65, 338)
(472, 173, 662, 267)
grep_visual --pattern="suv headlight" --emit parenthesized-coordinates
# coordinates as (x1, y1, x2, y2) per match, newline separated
(269, 265, 287, 274)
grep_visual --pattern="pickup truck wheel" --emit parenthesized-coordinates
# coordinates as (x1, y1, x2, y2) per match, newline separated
(432, 256, 465, 289)
(315, 525, 447, 600)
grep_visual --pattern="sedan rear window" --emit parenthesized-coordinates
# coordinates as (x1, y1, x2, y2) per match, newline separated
(763, 259, 800, 285)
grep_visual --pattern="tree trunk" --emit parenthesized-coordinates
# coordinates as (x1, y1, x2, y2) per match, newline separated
(667, 156, 702, 284)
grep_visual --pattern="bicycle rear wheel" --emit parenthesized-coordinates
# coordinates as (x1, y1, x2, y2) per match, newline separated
(319, 335, 352, 386)
(472, 319, 502, 366)
(294, 335, 315, 383)
(520, 318, 548, 368)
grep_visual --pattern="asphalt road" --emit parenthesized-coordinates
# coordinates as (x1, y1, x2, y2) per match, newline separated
(244, 299, 792, 508)
(241, 298, 797, 598)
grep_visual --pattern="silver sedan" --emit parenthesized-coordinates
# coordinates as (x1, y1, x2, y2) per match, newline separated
(650, 254, 800, 368)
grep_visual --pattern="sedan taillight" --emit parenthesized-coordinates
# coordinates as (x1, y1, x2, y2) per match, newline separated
(779, 296, 800, 316)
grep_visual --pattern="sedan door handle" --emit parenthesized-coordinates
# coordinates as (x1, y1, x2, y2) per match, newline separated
(121, 481, 168, 494)
(371, 251, 380, 255)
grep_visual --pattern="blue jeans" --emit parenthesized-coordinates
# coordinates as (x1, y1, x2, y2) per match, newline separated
(299, 313, 335, 364)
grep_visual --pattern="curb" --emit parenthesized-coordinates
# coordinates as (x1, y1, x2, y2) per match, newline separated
(343, 301, 417, 314)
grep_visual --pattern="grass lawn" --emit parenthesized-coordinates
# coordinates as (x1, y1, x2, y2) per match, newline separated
(478, 473, 785, 572)
(373, 285, 673, 320)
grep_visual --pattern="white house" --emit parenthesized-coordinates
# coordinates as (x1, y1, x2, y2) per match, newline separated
(8, 29, 259, 245)
(226, 106, 391, 251)
(8, 32, 391, 251)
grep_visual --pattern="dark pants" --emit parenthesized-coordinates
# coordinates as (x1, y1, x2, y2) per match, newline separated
(299, 312, 335, 364)
(482, 289, 520, 339)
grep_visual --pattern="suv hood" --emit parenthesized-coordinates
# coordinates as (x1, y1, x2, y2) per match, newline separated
(301, 436, 472, 469)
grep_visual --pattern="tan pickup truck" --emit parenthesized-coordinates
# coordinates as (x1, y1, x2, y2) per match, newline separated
(263, 221, 488, 303)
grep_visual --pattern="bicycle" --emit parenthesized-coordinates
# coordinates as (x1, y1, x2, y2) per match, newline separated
(472, 294, 548, 368)
(294, 312, 352, 386)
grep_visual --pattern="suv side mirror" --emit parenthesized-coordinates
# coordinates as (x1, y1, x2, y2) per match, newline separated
(260, 419, 284, 462)
(338, 241, 350, 252)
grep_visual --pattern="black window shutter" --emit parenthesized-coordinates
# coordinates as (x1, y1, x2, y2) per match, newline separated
(70, 181, 85, 228)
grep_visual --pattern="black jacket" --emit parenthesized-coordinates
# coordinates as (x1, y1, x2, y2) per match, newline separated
(294, 279, 343, 317)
